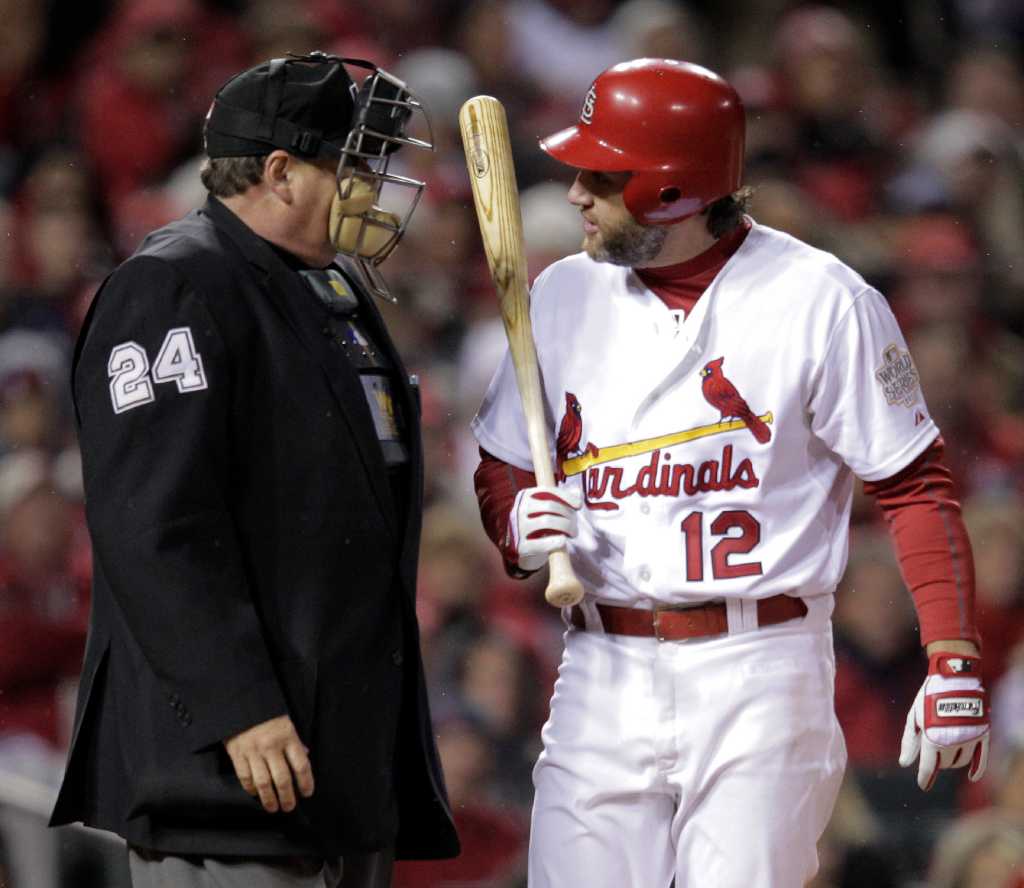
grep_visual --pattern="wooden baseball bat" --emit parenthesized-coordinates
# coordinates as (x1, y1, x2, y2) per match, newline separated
(458, 95, 584, 608)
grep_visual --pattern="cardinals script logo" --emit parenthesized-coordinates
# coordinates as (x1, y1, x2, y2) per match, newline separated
(554, 364, 772, 511)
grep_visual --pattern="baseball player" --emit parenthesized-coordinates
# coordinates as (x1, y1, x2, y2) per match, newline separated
(472, 59, 989, 887)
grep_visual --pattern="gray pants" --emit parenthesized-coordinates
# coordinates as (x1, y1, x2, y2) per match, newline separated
(128, 846, 393, 888)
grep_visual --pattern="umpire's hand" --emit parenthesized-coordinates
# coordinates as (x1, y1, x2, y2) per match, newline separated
(224, 715, 315, 812)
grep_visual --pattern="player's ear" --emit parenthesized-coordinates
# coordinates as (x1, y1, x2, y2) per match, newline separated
(263, 151, 294, 204)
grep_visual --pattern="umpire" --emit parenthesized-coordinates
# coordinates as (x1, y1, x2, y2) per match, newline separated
(50, 53, 459, 888)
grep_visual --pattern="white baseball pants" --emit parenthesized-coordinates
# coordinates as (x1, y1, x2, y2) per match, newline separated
(528, 616, 846, 887)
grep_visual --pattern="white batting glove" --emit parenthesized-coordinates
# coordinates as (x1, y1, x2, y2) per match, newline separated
(899, 653, 990, 791)
(506, 486, 582, 572)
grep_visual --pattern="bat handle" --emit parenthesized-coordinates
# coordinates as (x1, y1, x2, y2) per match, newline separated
(544, 549, 584, 607)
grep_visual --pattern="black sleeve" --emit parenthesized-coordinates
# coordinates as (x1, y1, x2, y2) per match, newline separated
(74, 254, 287, 751)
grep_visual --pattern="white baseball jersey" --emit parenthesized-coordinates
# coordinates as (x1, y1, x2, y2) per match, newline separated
(472, 221, 937, 607)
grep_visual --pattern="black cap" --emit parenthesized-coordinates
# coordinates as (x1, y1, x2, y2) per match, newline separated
(204, 54, 357, 160)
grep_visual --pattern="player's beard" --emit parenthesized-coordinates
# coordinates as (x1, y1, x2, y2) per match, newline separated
(585, 215, 668, 266)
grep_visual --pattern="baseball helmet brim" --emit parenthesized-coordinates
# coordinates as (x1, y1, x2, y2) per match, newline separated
(540, 125, 636, 172)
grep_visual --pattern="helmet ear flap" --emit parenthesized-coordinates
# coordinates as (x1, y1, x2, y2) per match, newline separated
(623, 174, 705, 226)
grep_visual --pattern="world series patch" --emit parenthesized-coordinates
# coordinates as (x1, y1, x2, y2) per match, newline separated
(874, 343, 920, 408)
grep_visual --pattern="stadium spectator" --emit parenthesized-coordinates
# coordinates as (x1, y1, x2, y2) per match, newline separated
(74, 0, 208, 204)
(0, 449, 88, 888)
(833, 532, 922, 769)
(928, 810, 1024, 888)
(392, 715, 527, 888)
(963, 495, 1024, 686)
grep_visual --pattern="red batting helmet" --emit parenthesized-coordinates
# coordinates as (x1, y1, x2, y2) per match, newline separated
(540, 59, 745, 225)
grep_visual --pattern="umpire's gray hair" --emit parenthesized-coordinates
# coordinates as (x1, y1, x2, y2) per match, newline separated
(200, 155, 268, 198)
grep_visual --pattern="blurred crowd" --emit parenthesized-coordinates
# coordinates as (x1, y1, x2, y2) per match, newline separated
(0, 0, 1022, 886)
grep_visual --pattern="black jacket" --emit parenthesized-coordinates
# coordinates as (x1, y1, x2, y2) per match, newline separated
(50, 197, 459, 860)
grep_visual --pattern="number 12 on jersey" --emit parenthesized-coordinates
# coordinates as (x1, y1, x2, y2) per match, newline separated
(680, 510, 763, 581)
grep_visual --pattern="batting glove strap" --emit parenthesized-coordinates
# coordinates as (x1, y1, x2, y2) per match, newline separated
(930, 652, 983, 678)
(505, 486, 582, 573)
(899, 654, 990, 791)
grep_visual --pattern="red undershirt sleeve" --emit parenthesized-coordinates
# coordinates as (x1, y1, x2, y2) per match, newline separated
(863, 435, 980, 648)
(474, 447, 538, 578)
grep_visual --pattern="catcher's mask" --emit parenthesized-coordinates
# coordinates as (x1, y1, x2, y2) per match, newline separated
(204, 51, 433, 300)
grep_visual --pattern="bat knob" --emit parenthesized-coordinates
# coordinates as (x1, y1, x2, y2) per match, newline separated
(544, 549, 584, 607)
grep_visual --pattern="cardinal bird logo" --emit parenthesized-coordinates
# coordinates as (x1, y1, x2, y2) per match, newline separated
(700, 357, 772, 444)
(556, 392, 599, 481)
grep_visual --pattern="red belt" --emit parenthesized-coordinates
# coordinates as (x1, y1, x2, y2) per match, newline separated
(570, 595, 808, 641)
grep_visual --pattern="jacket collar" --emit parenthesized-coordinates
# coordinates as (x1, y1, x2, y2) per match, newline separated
(201, 196, 282, 273)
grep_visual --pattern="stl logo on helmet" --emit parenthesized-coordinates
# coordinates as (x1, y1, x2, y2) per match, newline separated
(580, 86, 597, 125)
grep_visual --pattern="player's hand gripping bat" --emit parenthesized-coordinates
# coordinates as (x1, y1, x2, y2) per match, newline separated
(458, 95, 584, 608)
